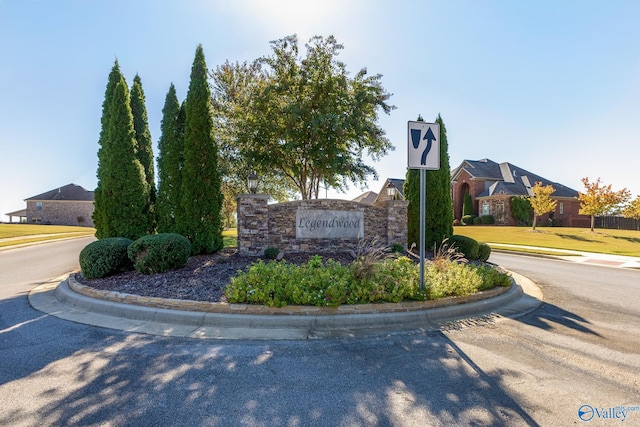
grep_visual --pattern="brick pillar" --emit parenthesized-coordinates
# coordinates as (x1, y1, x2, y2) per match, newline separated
(385, 199, 409, 248)
(236, 194, 269, 256)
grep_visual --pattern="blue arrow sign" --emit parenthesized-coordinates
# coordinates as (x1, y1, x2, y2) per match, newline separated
(421, 127, 436, 165)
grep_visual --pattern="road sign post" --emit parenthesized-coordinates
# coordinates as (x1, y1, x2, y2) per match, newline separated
(407, 121, 440, 291)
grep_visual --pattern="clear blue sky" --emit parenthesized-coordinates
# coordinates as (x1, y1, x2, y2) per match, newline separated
(2, 0, 639, 221)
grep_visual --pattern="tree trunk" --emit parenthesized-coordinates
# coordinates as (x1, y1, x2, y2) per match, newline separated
(532, 215, 538, 231)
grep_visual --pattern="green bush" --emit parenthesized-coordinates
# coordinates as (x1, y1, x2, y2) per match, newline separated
(127, 233, 191, 274)
(263, 247, 280, 260)
(477, 242, 492, 262)
(448, 235, 480, 260)
(461, 214, 476, 225)
(391, 243, 405, 253)
(480, 215, 495, 224)
(224, 254, 511, 307)
(473, 216, 482, 225)
(79, 237, 133, 279)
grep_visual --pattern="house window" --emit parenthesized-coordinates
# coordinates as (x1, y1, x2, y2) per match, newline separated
(482, 202, 490, 216)
(36, 202, 43, 210)
(559, 202, 564, 215)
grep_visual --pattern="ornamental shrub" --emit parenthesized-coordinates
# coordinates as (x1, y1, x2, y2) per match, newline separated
(448, 235, 480, 260)
(461, 214, 476, 225)
(225, 254, 511, 307)
(473, 216, 482, 225)
(480, 215, 495, 224)
(79, 237, 133, 279)
(127, 233, 191, 274)
(264, 247, 280, 260)
(477, 242, 492, 262)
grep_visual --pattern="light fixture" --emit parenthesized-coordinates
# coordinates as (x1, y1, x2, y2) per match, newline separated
(386, 181, 397, 200)
(247, 172, 258, 194)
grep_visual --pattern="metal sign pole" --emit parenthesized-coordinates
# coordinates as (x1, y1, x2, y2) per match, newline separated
(420, 169, 426, 291)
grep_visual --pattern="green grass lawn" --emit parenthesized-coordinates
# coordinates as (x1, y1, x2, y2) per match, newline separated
(0, 224, 95, 248)
(454, 226, 640, 257)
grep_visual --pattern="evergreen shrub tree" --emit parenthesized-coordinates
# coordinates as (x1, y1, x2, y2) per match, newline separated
(178, 45, 223, 254)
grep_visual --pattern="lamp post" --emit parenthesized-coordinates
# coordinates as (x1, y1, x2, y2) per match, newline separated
(386, 181, 397, 200)
(247, 172, 258, 194)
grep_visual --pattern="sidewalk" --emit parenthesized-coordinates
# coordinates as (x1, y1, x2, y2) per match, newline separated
(490, 244, 640, 269)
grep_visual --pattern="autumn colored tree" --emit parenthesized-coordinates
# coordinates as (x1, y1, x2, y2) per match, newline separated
(622, 195, 640, 230)
(578, 177, 631, 232)
(529, 182, 557, 231)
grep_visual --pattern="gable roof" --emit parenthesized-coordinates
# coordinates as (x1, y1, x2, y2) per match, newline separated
(25, 183, 94, 202)
(352, 191, 378, 204)
(452, 158, 578, 198)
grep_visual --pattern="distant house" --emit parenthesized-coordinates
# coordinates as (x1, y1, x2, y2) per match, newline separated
(25, 184, 94, 227)
(355, 159, 589, 227)
(451, 159, 589, 227)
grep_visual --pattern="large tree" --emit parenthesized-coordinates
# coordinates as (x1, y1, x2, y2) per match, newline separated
(529, 182, 557, 230)
(156, 84, 184, 233)
(130, 74, 156, 230)
(93, 72, 151, 240)
(622, 195, 640, 230)
(93, 60, 123, 237)
(212, 34, 395, 199)
(578, 177, 631, 232)
(404, 114, 453, 250)
(179, 45, 223, 254)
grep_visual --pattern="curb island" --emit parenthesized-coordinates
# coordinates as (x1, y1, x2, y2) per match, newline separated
(29, 270, 543, 340)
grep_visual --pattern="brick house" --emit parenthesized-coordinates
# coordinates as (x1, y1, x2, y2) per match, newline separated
(25, 183, 95, 227)
(450, 159, 589, 227)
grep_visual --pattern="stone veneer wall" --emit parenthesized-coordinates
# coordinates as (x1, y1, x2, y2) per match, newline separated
(237, 195, 408, 256)
(26, 200, 95, 227)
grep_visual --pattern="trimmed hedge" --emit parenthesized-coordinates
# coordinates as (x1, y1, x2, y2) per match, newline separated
(79, 237, 133, 279)
(448, 235, 480, 260)
(128, 233, 191, 274)
(480, 215, 495, 224)
(461, 214, 476, 225)
(478, 242, 492, 262)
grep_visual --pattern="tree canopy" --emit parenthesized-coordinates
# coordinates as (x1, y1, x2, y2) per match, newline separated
(211, 34, 395, 199)
(529, 182, 557, 230)
(578, 177, 631, 232)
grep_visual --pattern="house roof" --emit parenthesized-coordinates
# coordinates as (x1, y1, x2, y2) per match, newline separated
(25, 183, 94, 202)
(352, 191, 378, 204)
(452, 158, 578, 199)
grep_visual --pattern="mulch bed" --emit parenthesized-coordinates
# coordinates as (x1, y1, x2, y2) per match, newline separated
(75, 249, 358, 303)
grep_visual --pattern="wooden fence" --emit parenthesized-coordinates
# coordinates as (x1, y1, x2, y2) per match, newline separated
(595, 216, 640, 231)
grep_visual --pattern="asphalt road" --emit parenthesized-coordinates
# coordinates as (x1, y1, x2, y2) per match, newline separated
(1, 240, 639, 426)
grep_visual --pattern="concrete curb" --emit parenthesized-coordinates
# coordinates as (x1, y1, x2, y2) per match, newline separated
(29, 269, 542, 340)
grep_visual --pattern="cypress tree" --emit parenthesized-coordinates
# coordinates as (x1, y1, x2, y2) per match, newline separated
(130, 74, 156, 232)
(94, 60, 123, 238)
(404, 114, 454, 251)
(179, 45, 223, 254)
(463, 190, 474, 216)
(95, 74, 151, 240)
(157, 84, 184, 233)
(424, 114, 453, 248)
